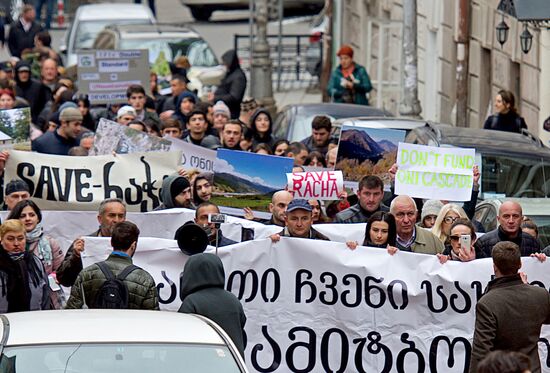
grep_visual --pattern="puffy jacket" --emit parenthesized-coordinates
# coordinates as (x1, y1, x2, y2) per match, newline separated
(475, 227, 541, 258)
(214, 50, 247, 119)
(335, 203, 389, 224)
(65, 252, 159, 310)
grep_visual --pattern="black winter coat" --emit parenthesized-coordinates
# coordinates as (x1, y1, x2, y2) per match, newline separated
(474, 226, 541, 258)
(15, 61, 50, 123)
(7, 19, 43, 58)
(483, 111, 527, 133)
(214, 50, 247, 119)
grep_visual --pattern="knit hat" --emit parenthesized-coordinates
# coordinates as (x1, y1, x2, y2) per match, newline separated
(117, 105, 137, 119)
(337, 44, 354, 58)
(5, 179, 29, 196)
(170, 176, 190, 199)
(421, 199, 444, 221)
(59, 107, 83, 122)
(179, 91, 197, 104)
(213, 100, 230, 118)
(240, 97, 258, 112)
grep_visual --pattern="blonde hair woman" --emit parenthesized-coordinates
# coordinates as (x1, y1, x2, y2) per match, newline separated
(431, 204, 468, 246)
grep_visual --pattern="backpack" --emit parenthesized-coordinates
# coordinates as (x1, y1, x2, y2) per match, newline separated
(92, 262, 139, 309)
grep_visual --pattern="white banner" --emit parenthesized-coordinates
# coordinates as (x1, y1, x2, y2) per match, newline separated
(286, 170, 344, 200)
(165, 136, 216, 172)
(395, 143, 475, 201)
(5, 150, 181, 212)
(81, 236, 550, 372)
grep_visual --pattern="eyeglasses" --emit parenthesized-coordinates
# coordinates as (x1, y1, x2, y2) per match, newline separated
(444, 216, 459, 224)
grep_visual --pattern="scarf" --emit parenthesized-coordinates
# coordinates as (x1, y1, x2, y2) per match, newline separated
(26, 223, 53, 268)
(0, 248, 42, 312)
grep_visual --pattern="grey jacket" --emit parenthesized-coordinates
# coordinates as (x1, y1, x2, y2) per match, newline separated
(334, 203, 389, 224)
(183, 134, 220, 150)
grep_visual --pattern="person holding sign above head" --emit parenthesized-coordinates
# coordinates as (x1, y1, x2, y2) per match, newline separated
(31, 107, 82, 155)
(390, 195, 444, 255)
(346, 211, 399, 255)
(192, 172, 213, 206)
(335, 175, 388, 224)
(56, 198, 127, 287)
(270, 199, 330, 242)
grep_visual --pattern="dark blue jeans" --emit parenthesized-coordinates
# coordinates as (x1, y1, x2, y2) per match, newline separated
(35, 0, 54, 29)
(133, 0, 156, 17)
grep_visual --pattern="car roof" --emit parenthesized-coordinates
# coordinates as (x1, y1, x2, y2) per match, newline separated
(104, 23, 199, 38)
(1, 310, 226, 346)
(288, 103, 393, 118)
(76, 4, 155, 21)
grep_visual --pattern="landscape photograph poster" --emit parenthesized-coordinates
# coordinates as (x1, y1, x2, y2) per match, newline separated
(336, 126, 406, 189)
(213, 149, 294, 211)
(0, 107, 31, 150)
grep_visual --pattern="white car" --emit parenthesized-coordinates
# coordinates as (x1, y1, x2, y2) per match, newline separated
(61, 3, 156, 67)
(0, 310, 248, 372)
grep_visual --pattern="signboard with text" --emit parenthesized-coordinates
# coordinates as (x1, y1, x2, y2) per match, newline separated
(286, 170, 343, 200)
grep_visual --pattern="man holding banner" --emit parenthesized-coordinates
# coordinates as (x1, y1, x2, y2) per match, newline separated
(270, 199, 329, 241)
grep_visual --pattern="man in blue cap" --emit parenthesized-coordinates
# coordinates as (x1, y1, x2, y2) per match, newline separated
(270, 199, 330, 242)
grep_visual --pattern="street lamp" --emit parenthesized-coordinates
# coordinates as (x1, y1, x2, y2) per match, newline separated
(496, 19, 509, 47)
(519, 23, 533, 54)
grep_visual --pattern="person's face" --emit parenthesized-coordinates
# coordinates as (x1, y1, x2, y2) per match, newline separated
(20, 205, 39, 232)
(393, 200, 417, 236)
(61, 120, 82, 139)
(370, 220, 389, 246)
(174, 187, 192, 208)
(1, 229, 26, 253)
(118, 115, 135, 126)
(171, 80, 186, 97)
(98, 202, 126, 236)
(339, 54, 353, 69)
(308, 200, 321, 222)
(358, 187, 384, 212)
(422, 215, 437, 229)
(41, 60, 57, 82)
(274, 142, 288, 156)
(213, 113, 228, 131)
(17, 70, 30, 83)
(294, 150, 309, 166)
(449, 224, 474, 254)
(162, 127, 182, 138)
(308, 157, 324, 168)
(327, 150, 337, 168)
(181, 99, 195, 114)
(269, 193, 293, 224)
(79, 137, 93, 151)
(128, 93, 146, 112)
(222, 124, 242, 148)
(6, 191, 30, 210)
(442, 211, 460, 235)
(77, 100, 89, 116)
(498, 203, 522, 235)
(187, 115, 207, 136)
(240, 137, 252, 151)
(286, 209, 313, 237)
(0, 93, 14, 109)
(312, 128, 330, 147)
(195, 205, 219, 235)
(195, 178, 212, 202)
(256, 148, 270, 155)
(23, 9, 35, 22)
(254, 113, 270, 134)
(494, 94, 510, 114)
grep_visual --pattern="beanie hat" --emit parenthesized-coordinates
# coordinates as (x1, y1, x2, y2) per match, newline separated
(58, 101, 78, 113)
(179, 91, 197, 104)
(240, 96, 258, 112)
(117, 105, 137, 119)
(213, 100, 230, 118)
(59, 107, 83, 122)
(421, 199, 444, 221)
(170, 177, 190, 199)
(5, 179, 29, 196)
(337, 44, 354, 58)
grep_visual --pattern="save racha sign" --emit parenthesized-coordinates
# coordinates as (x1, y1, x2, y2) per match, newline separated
(287, 170, 343, 200)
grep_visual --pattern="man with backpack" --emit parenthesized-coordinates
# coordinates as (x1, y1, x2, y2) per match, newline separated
(65, 221, 159, 310)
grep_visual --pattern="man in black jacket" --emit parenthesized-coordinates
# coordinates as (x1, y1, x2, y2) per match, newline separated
(335, 175, 388, 223)
(14, 60, 50, 123)
(194, 202, 236, 247)
(475, 201, 543, 258)
(7, 5, 43, 58)
(210, 50, 246, 119)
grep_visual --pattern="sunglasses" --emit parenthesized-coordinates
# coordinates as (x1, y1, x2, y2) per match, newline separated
(444, 216, 459, 224)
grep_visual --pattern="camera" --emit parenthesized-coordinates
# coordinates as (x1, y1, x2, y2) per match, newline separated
(208, 213, 227, 224)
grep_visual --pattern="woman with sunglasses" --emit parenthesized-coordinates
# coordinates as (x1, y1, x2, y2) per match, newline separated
(437, 218, 480, 263)
(431, 204, 468, 249)
(346, 211, 399, 255)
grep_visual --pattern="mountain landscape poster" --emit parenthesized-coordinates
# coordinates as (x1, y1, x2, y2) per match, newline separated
(213, 149, 294, 211)
(336, 126, 406, 188)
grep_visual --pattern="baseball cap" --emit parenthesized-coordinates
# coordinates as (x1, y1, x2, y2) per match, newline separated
(117, 105, 137, 119)
(286, 199, 313, 213)
(5, 179, 29, 196)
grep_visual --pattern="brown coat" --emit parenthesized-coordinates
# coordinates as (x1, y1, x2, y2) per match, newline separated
(470, 274, 550, 373)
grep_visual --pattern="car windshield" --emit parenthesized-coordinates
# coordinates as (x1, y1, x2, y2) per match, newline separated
(289, 113, 336, 142)
(120, 37, 219, 67)
(0, 343, 242, 372)
(75, 20, 153, 49)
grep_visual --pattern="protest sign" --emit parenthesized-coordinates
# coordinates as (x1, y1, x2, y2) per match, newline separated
(0, 107, 30, 150)
(83, 236, 550, 372)
(90, 118, 172, 155)
(77, 50, 150, 104)
(395, 142, 475, 201)
(214, 149, 294, 211)
(5, 150, 181, 212)
(336, 126, 405, 189)
(165, 135, 216, 172)
(286, 170, 343, 200)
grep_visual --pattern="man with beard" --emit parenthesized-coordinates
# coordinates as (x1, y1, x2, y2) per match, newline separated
(155, 174, 194, 210)
(56, 198, 127, 287)
(300, 115, 337, 156)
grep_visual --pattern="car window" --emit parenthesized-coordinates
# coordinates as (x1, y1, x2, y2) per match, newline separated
(120, 37, 218, 67)
(74, 20, 153, 49)
(527, 215, 550, 247)
(0, 343, 242, 372)
(273, 110, 288, 139)
(475, 205, 497, 232)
